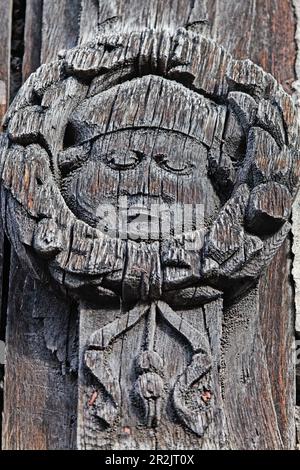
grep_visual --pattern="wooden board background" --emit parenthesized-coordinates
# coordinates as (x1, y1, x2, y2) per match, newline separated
(0, 0, 298, 449)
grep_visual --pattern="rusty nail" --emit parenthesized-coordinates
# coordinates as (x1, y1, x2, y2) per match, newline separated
(88, 391, 98, 406)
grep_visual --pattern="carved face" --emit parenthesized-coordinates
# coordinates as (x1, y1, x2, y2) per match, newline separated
(59, 76, 221, 241)
(1, 30, 299, 304)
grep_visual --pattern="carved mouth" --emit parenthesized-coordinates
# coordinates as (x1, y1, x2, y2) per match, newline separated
(122, 206, 163, 242)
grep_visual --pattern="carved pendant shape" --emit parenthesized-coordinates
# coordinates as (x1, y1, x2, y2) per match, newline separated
(84, 302, 213, 435)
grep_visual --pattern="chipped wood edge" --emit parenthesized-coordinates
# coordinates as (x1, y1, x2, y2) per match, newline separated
(292, 0, 300, 336)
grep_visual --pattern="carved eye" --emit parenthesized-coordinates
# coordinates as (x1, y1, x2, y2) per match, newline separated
(154, 154, 194, 175)
(104, 150, 143, 170)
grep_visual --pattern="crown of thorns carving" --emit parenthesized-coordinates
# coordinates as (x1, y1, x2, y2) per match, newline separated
(0, 28, 299, 303)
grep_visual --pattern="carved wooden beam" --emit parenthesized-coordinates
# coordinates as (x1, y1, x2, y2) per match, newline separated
(1, 0, 299, 450)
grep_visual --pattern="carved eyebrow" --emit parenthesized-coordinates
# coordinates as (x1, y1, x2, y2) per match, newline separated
(61, 125, 209, 148)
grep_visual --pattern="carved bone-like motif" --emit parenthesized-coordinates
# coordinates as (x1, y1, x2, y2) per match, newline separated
(85, 301, 213, 436)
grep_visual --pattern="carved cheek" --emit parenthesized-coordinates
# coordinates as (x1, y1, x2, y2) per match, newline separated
(61, 161, 120, 225)
(162, 156, 220, 223)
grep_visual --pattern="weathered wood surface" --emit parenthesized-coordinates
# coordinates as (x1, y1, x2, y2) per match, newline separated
(208, 0, 297, 448)
(78, 299, 225, 449)
(0, 0, 13, 125)
(209, 0, 296, 94)
(0, 0, 13, 443)
(3, 260, 78, 450)
(1, 0, 299, 450)
(79, 0, 209, 42)
(22, 0, 43, 81)
(41, 0, 80, 63)
(2, 0, 79, 450)
(292, 1, 300, 443)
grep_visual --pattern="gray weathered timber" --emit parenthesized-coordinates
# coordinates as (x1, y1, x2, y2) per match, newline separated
(0, 0, 13, 445)
(3, 259, 78, 450)
(0, 0, 13, 324)
(41, 0, 81, 63)
(79, 0, 209, 42)
(22, 0, 43, 81)
(1, 0, 299, 450)
(1, 0, 80, 450)
(209, 0, 297, 448)
(0, 0, 13, 125)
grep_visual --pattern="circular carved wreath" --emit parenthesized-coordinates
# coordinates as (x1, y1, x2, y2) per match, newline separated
(1, 28, 299, 305)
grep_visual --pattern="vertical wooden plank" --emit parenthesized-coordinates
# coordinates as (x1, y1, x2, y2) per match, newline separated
(0, 0, 13, 125)
(259, 240, 295, 448)
(79, 0, 99, 44)
(1, 0, 25, 448)
(222, 287, 284, 449)
(0, 0, 13, 447)
(210, 0, 296, 92)
(3, 261, 78, 449)
(2, 0, 81, 450)
(9, 0, 26, 101)
(206, 0, 297, 448)
(79, 0, 209, 42)
(41, 0, 81, 63)
(22, 0, 43, 80)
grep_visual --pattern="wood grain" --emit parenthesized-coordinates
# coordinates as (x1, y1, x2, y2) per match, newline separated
(22, 0, 43, 81)
(41, 0, 80, 63)
(1, 0, 298, 451)
(0, 0, 13, 125)
(208, 0, 297, 447)
(209, 0, 296, 94)
(80, 0, 209, 41)
(2, 260, 78, 450)
(2, 0, 81, 450)
(0, 0, 13, 445)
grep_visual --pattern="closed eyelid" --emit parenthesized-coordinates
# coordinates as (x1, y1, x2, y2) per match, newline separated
(103, 149, 144, 170)
(154, 154, 195, 174)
